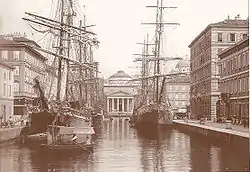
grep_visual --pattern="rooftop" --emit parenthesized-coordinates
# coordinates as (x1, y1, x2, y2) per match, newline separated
(189, 18, 249, 47)
(109, 70, 132, 79)
(0, 36, 46, 61)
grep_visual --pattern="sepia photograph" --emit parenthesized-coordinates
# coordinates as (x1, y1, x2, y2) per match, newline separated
(0, 0, 249, 171)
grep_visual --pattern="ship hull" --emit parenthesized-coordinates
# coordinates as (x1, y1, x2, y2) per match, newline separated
(135, 103, 174, 127)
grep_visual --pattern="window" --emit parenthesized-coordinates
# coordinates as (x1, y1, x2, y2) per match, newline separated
(241, 54, 244, 67)
(13, 51, 20, 60)
(14, 83, 19, 92)
(242, 78, 245, 92)
(230, 33, 236, 42)
(14, 66, 19, 75)
(8, 85, 11, 97)
(238, 55, 241, 69)
(245, 51, 249, 66)
(243, 33, 248, 39)
(218, 33, 222, 42)
(230, 59, 233, 71)
(9, 71, 11, 80)
(247, 78, 249, 91)
(2, 51, 8, 60)
(230, 82, 233, 93)
(239, 79, 241, 92)
(4, 73, 6, 80)
(234, 80, 237, 93)
(4, 84, 6, 96)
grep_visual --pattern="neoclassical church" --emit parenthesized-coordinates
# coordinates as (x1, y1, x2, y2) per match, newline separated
(104, 70, 139, 116)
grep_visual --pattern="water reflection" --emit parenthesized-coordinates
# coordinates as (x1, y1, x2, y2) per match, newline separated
(0, 117, 249, 172)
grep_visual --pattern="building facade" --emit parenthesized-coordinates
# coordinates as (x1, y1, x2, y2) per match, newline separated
(104, 70, 139, 116)
(166, 59, 190, 115)
(188, 18, 248, 120)
(218, 37, 249, 124)
(0, 34, 46, 116)
(0, 62, 14, 123)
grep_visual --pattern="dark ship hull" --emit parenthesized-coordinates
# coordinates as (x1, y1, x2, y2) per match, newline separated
(134, 103, 174, 128)
(17, 111, 54, 145)
(92, 113, 103, 134)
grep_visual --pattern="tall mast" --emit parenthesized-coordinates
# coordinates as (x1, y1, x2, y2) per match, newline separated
(143, 0, 179, 103)
(78, 20, 84, 109)
(133, 34, 154, 106)
(56, 0, 65, 101)
(65, 0, 74, 101)
(83, 12, 88, 107)
(155, 0, 163, 102)
(153, 0, 160, 103)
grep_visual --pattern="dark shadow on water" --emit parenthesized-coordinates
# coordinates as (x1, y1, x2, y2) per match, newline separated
(176, 128, 250, 172)
(137, 125, 174, 172)
(29, 148, 93, 172)
(136, 124, 174, 140)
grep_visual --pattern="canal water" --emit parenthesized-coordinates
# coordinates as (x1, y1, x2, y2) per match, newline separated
(0, 118, 249, 172)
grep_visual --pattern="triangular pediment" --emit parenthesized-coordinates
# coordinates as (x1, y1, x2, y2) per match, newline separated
(108, 90, 131, 97)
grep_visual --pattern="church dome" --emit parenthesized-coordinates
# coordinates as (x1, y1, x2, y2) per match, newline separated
(109, 70, 132, 79)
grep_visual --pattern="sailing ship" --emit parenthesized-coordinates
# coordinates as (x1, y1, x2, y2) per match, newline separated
(132, 0, 181, 127)
(16, 0, 103, 150)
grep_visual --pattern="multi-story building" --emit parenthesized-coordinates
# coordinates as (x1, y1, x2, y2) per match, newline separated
(0, 34, 46, 116)
(104, 70, 139, 116)
(0, 62, 14, 123)
(188, 17, 248, 120)
(165, 59, 190, 115)
(218, 37, 249, 124)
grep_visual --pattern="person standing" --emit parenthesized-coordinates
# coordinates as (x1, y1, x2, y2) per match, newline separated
(71, 134, 78, 143)
(86, 136, 91, 145)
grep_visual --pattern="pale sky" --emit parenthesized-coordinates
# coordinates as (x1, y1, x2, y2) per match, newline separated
(0, 0, 248, 78)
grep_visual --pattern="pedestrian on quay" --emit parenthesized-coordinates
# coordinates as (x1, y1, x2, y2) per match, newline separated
(20, 115, 24, 126)
(71, 134, 78, 143)
(7, 116, 13, 128)
(86, 136, 91, 145)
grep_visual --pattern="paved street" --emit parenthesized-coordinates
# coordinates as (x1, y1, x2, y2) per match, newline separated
(174, 119, 249, 138)
(184, 120, 249, 133)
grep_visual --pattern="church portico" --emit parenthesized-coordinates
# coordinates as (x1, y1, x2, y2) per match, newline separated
(104, 70, 139, 117)
(107, 97, 134, 113)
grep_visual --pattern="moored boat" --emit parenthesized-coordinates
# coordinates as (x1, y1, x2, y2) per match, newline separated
(131, 0, 180, 128)
(136, 103, 174, 126)
(40, 125, 95, 154)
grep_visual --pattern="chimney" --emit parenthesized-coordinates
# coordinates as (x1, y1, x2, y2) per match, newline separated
(235, 14, 240, 20)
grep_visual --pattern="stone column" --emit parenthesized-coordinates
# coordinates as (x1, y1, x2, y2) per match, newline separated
(117, 98, 119, 112)
(129, 98, 132, 112)
(127, 98, 129, 113)
(112, 98, 115, 112)
(122, 98, 124, 113)
(107, 98, 109, 112)
(131, 98, 134, 112)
